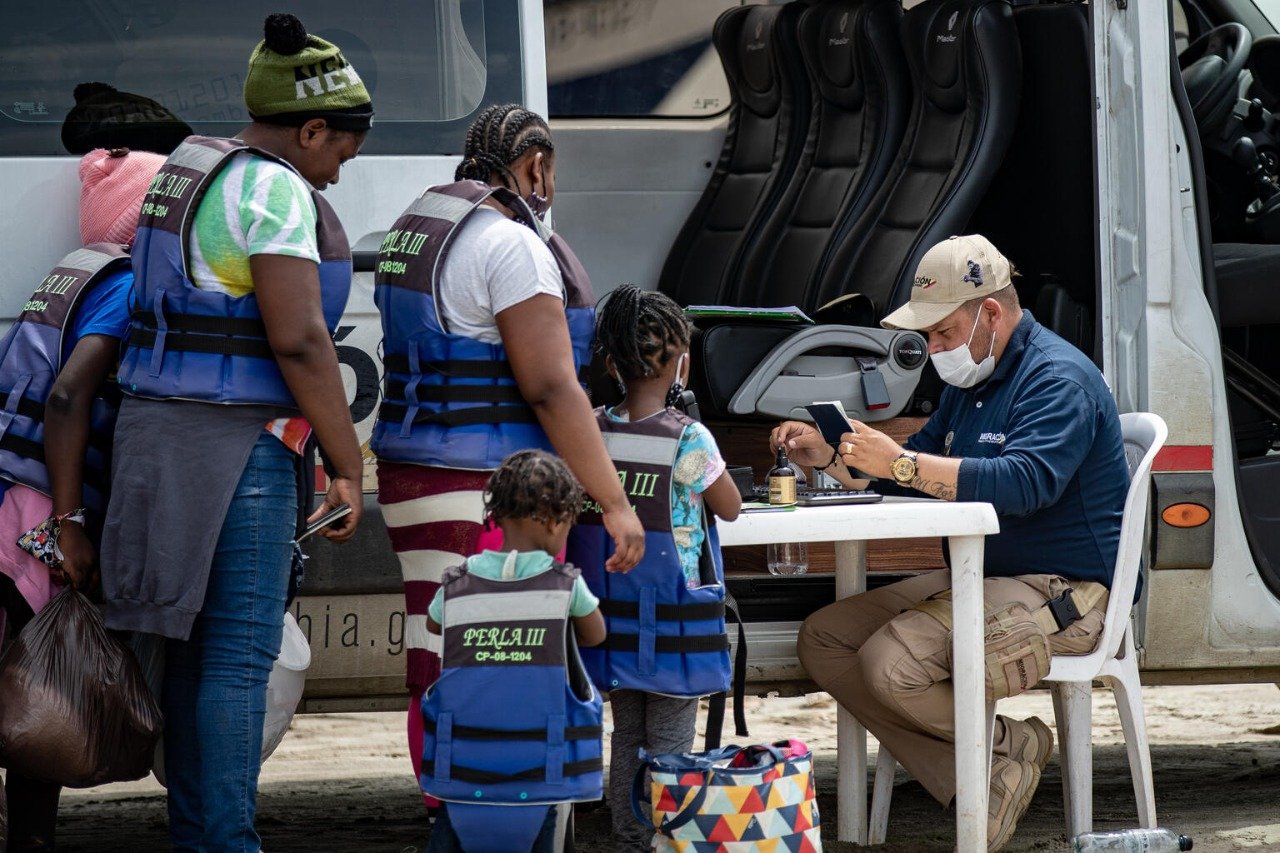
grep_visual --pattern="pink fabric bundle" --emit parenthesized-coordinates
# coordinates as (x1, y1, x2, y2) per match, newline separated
(78, 148, 167, 246)
(0, 484, 58, 612)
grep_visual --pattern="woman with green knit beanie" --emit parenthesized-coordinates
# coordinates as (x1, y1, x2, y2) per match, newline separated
(98, 13, 372, 852)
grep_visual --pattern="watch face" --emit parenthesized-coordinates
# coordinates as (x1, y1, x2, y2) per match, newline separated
(891, 455, 916, 482)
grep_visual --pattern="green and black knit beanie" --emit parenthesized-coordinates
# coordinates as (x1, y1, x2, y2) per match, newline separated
(244, 13, 374, 132)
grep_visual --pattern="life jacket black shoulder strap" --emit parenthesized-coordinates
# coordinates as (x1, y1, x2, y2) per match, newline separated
(703, 592, 749, 750)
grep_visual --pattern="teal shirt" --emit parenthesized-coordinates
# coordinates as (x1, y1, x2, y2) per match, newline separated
(428, 549, 600, 624)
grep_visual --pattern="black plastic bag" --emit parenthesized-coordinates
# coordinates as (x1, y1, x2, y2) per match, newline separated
(0, 588, 162, 787)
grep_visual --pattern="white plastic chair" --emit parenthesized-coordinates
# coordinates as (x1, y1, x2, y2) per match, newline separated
(867, 411, 1168, 844)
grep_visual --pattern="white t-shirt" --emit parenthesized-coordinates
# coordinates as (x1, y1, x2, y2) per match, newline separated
(437, 206, 565, 344)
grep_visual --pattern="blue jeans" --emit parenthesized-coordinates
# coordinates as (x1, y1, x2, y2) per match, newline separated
(426, 803, 558, 853)
(162, 434, 297, 852)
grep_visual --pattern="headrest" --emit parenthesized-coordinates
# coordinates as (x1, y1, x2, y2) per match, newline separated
(815, 4, 858, 91)
(921, 0, 969, 111)
(715, 5, 784, 117)
(738, 6, 778, 94)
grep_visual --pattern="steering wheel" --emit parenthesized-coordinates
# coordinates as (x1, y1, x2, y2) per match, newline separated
(1180, 23, 1252, 133)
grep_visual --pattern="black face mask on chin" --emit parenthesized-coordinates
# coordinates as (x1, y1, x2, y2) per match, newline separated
(664, 354, 701, 420)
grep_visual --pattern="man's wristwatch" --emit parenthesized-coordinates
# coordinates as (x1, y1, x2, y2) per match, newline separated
(889, 450, 919, 485)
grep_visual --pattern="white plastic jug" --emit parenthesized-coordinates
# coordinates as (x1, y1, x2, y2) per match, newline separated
(261, 611, 311, 761)
(150, 611, 312, 785)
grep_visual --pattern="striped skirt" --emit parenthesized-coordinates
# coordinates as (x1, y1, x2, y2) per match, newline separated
(376, 461, 504, 693)
(377, 461, 504, 793)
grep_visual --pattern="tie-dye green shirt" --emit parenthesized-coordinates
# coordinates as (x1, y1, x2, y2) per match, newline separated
(189, 152, 319, 451)
(190, 152, 319, 293)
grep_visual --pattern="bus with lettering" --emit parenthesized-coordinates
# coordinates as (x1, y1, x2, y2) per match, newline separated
(3, 0, 1280, 715)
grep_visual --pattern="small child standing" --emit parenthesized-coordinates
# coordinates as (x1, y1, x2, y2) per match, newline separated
(423, 450, 606, 853)
(566, 285, 743, 852)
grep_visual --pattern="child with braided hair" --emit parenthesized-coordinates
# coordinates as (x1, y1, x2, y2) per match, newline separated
(423, 449, 605, 852)
(568, 285, 742, 852)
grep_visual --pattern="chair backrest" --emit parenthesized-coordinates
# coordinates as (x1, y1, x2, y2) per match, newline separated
(1096, 412, 1169, 663)
(658, 3, 813, 308)
(807, 0, 1022, 315)
(731, 0, 912, 309)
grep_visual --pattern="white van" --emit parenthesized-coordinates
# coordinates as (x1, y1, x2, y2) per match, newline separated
(3, 0, 1280, 712)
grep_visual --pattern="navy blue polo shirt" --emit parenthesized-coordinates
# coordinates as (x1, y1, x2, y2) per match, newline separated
(902, 311, 1128, 586)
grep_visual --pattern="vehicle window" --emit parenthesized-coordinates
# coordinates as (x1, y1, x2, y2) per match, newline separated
(1173, 0, 1192, 53)
(547, 0, 740, 117)
(0, 0, 523, 156)
(1256, 0, 1280, 29)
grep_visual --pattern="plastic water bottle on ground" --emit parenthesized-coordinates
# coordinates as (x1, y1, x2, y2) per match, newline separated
(1072, 828, 1193, 851)
(767, 541, 808, 576)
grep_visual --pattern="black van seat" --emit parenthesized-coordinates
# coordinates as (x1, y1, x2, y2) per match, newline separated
(971, 1, 1096, 358)
(732, 0, 912, 308)
(694, 0, 1021, 422)
(809, 0, 1021, 315)
(658, 4, 812, 308)
(1214, 242, 1280, 327)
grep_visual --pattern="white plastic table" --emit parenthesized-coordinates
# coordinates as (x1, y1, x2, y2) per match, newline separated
(717, 497, 1000, 851)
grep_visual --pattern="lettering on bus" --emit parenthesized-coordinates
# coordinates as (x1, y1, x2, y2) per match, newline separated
(293, 600, 407, 657)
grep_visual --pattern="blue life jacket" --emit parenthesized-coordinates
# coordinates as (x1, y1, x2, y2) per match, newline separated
(116, 136, 351, 409)
(565, 407, 732, 698)
(0, 245, 129, 514)
(421, 557, 603, 850)
(371, 180, 595, 470)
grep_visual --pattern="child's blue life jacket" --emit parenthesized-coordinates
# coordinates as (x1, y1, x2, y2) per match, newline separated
(420, 557, 603, 852)
(566, 407, 734, 699)
(0, 244, 129, 513)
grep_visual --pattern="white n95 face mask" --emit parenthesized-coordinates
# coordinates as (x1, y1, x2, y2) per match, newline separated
(931, 310, 996, 388)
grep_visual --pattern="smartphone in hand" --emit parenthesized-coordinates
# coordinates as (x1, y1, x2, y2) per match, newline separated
(297, 504, 353, 543)
(805, 401, 876, 481)
(805, 401, 856, 446)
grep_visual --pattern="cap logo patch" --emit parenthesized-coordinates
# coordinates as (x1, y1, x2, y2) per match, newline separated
(962, 260, 983, 287)
(913, 275, 937, 289)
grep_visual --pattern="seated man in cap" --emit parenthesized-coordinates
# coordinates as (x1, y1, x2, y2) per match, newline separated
(771, 234, 1129, 851)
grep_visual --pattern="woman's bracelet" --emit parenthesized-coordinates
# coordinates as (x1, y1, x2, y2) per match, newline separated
(54, 508, 87, 526)
(817, 447, 841, 471)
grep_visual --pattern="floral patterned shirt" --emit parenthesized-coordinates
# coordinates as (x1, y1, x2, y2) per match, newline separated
(604, 407, 726, 587)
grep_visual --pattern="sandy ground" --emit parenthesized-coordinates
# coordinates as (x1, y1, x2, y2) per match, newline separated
(37, 683, 1280, 852)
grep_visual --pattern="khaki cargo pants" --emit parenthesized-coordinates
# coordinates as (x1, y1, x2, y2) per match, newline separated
(796, 571, 1105, 806)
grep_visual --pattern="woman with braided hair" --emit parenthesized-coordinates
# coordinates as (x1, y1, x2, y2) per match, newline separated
(371, 104, 644, 831)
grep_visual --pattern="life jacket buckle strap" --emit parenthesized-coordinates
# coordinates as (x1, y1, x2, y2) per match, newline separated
(0, 373, 32, 440)
(638, 587, 658, 677)
(545, 714, 566, 785)
(400, 348, 422, 439)
(147, 290, 168, 378)
(434, 712, 454, 784)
